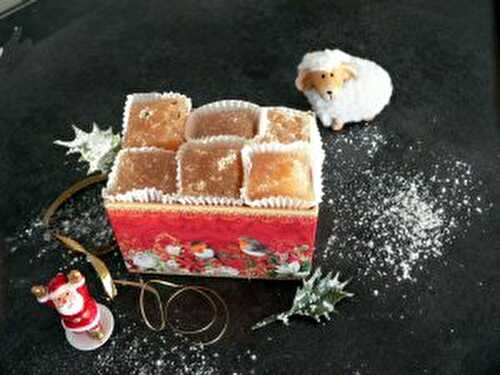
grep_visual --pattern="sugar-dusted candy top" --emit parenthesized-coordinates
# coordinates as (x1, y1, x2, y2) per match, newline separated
(107, 148, 177, 196)
(123, 96, 190, 150)
(245, 149, 315, 202)
(178, 141, 243, 199)
(262, 108, 312, 144)
(189, 109, 258, 139)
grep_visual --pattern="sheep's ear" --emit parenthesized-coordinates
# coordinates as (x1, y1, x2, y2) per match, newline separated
(340, 63, 357, 79)
(295, 70, 312, 92)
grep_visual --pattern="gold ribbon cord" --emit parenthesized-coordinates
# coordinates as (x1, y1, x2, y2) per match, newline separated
(42, 174, 229, 345)
(42, 173, 117, 298)
(115, 279, 229, 346)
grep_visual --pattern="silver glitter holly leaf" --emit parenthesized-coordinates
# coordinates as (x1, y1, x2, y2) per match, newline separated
(252, 268, 353, 330)
(54, 123, 121, 175)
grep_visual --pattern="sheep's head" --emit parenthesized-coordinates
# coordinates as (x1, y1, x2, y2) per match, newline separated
(295, 64, 357, 100)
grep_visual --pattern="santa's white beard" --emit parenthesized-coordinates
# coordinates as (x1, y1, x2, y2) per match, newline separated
(55, 291, 84, 315)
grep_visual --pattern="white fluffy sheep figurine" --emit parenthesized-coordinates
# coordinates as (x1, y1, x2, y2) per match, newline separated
(295, 49, 393, 131)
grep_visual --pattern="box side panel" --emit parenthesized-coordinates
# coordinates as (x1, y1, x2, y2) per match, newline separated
(106, 208, 317, 279)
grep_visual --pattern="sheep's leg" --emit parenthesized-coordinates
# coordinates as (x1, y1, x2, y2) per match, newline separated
(318, 113, 333, 127)
(333, 119, 345, 131)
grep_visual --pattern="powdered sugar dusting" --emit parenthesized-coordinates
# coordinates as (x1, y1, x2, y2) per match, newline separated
(96, 327, 220, 375)
(321, 126, 492, 283)
(216, 151, 237, 171)
(326, 172, 448, 281)
(4, 185, 126, 282)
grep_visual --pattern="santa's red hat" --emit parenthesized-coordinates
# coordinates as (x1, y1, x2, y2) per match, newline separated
(48, 273, 69, 298)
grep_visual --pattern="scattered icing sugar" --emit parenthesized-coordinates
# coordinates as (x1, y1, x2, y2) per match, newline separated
(5, 185, 117, 273)
(96, 329, 220, 375)
(92, 315, 256, 375)
(320, 126, 492, 283)
(217, 152, 237, 171)
(326, 172, 447, 281)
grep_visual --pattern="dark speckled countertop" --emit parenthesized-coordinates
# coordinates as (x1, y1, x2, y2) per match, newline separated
(1, 1, 500, 374)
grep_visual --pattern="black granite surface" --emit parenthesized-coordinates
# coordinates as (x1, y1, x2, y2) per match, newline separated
(1, 1, 500, 374)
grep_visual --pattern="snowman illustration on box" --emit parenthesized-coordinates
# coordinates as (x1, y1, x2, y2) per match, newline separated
(31, 270, 114, 351)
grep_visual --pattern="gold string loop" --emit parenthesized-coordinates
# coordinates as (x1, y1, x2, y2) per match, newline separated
(139, 280, 167, 332)
(164, 285, 217, 335)
(115, 279, 229, 345)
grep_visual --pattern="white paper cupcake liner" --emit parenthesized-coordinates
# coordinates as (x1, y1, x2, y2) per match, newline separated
(185, 100, 263, 141)
(176, 137, 245, 206)
(258, 106, 316, 144)
(121, 91, 192, 143)
(241, 141, 323, 209)
(104, 188, 177, 204)
(102, 147, 178, 203)
(175, 195, 243, 206)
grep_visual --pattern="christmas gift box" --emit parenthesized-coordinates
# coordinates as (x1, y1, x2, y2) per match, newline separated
(104, 202, 318, 279)
(103, 94, 324, 280)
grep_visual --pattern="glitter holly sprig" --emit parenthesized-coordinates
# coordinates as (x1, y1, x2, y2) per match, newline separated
(252, 268, 353, 330)
(55, 124, 121, 175)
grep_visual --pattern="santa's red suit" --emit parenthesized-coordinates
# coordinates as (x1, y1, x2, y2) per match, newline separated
(35, 273, 101, 333)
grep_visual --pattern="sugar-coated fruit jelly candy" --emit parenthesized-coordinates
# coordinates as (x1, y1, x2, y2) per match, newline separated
(189, 109, 258, 139)
(246, 150, 315, 201)
(123, 96, 190, 150)
(262, 108, 312, 143)
(179, 142, 243, 198)
(109, 149, 177, 195)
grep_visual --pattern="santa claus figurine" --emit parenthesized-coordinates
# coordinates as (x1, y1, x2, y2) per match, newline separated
(31, 270, 114, 351)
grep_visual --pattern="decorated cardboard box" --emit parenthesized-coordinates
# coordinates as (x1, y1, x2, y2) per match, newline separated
(105, 202, 318, 279)
(103, 93, 323, 280)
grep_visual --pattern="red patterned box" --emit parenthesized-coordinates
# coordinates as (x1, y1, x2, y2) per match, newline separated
(105, 202, 318, 280)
